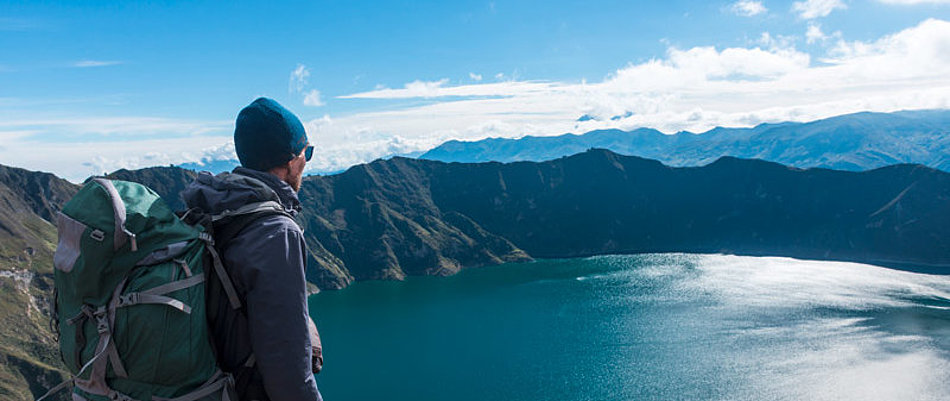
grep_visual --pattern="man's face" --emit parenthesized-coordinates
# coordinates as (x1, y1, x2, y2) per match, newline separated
(286, 145, 308, 192)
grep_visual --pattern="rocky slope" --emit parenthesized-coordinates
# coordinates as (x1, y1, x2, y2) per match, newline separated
(0, 165, 77, 401)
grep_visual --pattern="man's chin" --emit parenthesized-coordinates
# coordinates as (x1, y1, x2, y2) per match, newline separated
(289, 175, 302, 192)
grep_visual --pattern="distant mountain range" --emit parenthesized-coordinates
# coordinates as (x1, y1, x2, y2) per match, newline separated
(177, 110, 950, 177)
(2, 148, 950, 399)
(421, 110, 950, 172)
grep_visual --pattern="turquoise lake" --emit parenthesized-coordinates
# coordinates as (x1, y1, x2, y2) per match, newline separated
(308, 254, 950, 401)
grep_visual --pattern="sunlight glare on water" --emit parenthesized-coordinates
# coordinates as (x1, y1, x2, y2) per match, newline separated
(310, 254, 950, 401)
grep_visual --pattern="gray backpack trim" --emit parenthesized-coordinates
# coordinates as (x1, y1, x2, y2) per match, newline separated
(210, 201, 287, 223)
(54, 212, 86, 273)
(91, 178, 138, 252)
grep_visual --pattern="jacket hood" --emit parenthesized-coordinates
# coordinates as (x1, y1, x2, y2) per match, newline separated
(181, 167, 301, 217)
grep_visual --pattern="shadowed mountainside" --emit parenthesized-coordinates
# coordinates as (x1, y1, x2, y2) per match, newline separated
(422, 150, 950, 266)
(302, 149, 950, 288)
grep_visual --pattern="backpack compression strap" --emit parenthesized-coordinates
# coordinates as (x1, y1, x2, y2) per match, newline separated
(37, 273, 223, 401)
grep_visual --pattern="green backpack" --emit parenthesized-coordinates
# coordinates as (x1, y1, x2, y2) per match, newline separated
(40, 178, 250, 401)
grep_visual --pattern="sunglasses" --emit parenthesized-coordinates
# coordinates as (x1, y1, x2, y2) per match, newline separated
(302, 145, 314, 162)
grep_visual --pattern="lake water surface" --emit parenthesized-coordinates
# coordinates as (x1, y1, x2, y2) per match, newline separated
(308, 254, 950, 401)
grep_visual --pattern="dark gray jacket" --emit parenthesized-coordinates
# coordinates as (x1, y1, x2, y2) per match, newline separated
(181, 167, 321, 401)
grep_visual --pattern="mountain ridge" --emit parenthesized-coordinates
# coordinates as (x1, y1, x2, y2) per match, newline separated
(421, 109, 950, 172)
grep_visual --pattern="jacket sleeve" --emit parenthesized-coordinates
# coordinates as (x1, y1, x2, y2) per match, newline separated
(233, 218, 322, 401)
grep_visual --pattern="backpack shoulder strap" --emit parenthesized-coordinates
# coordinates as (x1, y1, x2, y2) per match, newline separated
(193, 201, 296, 311)
(212, 201, 297, 246)
(200, 202, 296, 397)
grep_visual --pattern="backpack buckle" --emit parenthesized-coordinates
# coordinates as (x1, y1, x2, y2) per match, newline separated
(116, 293, 138, 307)
(95, 315, 109, 334)
(90, 229, 105, 242)
(92, 306, 109, 334)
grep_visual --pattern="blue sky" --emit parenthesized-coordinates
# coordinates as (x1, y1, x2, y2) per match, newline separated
(1, 0, 949, 181)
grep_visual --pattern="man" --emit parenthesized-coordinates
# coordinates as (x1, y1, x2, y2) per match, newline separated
(181, 97, 323, 401)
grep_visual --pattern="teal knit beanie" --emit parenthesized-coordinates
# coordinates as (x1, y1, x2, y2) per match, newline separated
(234, 97, 309, 171)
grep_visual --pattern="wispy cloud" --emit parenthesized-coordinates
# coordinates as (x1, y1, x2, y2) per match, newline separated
(731, 0, 768, 17)
(0, 116, 228, 137)
(73, 60, 122, 68)
(758, 32, 796, 49)
(806, 24, 827, 43)
(469, 72, 483, 81)
(877, 0, 950, 4)
(343, 79, 453, 99)
(289, 64, 310, 93)
(792, 0, 847, 19)
(304, 89, 324, 107)
(290, 64, 328, 107)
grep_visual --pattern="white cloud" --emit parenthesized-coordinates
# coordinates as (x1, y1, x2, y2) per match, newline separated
(731, 0, 768, 16)
(189, 141, 236, 164)
(6, 20, 950, 182)
(301, 114, 446, 174)
(290, 64, 327, 107)
(343, 79, 451, 99)
(404, 79, 449, 96)
(73, 60, 122, 68)
(758, 32, 797, 49)
(469, 72, 483, 81)
(12, 134, 231, 182)
(792, 0, 847, 19)
(824, 18, 950, 74)
(878, 0, 950, 3)
(0, 117, 229, 182)
(289, 64, 310, 93)
(806, 24, 828, 43)
(303, 89, 324, 107)
(320, 18, 950, 156)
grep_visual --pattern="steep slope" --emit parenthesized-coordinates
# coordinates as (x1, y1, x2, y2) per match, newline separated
(0, 165, 77, 401)
(299, 158, 533, 288)
(424, 149, 950, 267)
(421, 110, 950, 172)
